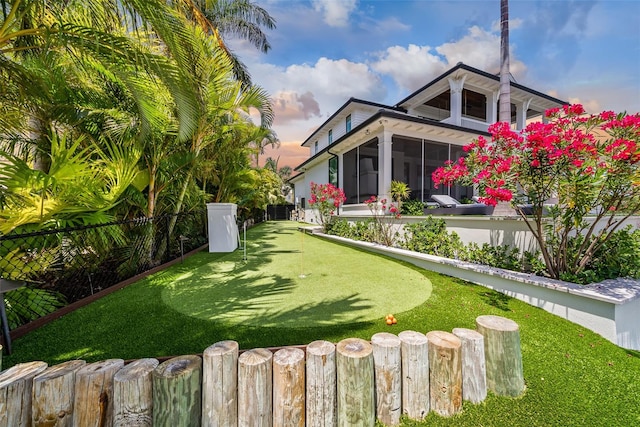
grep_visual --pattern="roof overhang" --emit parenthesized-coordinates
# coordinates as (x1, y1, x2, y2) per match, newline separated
(294, 109, 488, 171)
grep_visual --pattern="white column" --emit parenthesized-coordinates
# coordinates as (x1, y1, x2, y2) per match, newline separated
(516, 98, 532, 130)
(448, 76, 466, 126)
(379, 130, 393, 203)
(487, 90, 499, 124)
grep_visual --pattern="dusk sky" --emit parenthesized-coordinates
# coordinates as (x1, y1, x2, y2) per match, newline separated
(228, 0, 640, 169)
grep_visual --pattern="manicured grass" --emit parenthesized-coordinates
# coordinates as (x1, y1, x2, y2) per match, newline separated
(162, 222, 431, 327)
(3, 221, 640, 426)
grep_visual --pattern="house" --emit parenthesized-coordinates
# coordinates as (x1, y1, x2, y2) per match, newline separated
(290, 62, 567, 222)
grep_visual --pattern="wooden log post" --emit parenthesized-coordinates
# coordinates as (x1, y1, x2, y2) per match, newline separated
(238, 348, 273, 427)
(452, 328, 487, 404)
(202, 340, 239, 427)
(0, 361, 48, 426)
(273, 348, 305, 426)
(426, 331, 462, 417)
(371, 333, 402, 426)
(476, 315, 524, 397)
(336, 338, 374, 426)
(33, 360, 86, 427)
(113, 358, 159, 427)
(152, 355, 202, 427)
(305, 340, 336, 427)
(398, 330, 429, 420)
(73, 359, 124, 427)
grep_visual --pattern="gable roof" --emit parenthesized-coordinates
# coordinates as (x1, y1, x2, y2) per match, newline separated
(300, 98, 405, 147)
(396, 62, 568, 108)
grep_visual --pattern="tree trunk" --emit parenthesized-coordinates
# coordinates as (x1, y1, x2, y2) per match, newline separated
(238, 348, 273, 427)
(113, 358, 159, 427)
(305, 340, 337, 427)
(273, 348, 305, 427)
(73, 359, 124, 427)
(371, 332, 402, 426)
(452, 328, 487, 403)
(0, 361, 48, 426)
(426, 331, 462, 417)
(202, 341, 239, 427)
(152, 356, 202, 427)
(476, 315, 524, 397)
(335, 338, 374, 426)
(398, 330, 429, 420)
(33, 360, 86, 427)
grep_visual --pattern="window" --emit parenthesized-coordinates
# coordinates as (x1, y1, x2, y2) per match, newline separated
(328, 129, 333, 144)
(314, 141, 318, 154)
(346, 115, 352, 132)
(462, 89, 487, 121)
(329, 156, 338, 186)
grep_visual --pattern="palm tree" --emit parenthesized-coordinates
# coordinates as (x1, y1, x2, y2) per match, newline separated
(164, 24, 273, 236)
(499, 0, 511, 124)
(171, 0, 276, 85)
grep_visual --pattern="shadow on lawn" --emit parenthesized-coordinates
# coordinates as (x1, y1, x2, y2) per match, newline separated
(162, 258, 373, 327)
(158, 222, 376, 328)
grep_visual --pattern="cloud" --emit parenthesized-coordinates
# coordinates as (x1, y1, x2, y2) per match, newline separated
(490, 18, 523, 32)
(248, 57, 386, 154)
(371, 44, 447, 92)
(272, 91, 321, 124)
(371, 25, 527, 92)
(436, 25, 527, 78)
(312, 0, 358, 27)
(255, 57, 386, 115)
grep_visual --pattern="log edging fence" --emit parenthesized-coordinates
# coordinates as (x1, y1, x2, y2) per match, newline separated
(0, 315, 523, 426)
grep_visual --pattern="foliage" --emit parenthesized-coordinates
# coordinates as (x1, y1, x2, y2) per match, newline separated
(326, 218, 377, 243)
(560, 226, 640, 284)
(401, 199, 426, 216)
(433, 105, 640, 279)
(0, 135, 140, 234)
(308, 182, 346, 232)
(364, 195, 402, 246)
(464, 243, 523, 272)
(389, 180, 410, 211)
(401, 216, 464, 258)
(4, 287, 67, 330)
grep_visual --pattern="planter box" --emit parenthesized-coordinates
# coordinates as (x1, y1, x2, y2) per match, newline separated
(316, 233, 640, 351)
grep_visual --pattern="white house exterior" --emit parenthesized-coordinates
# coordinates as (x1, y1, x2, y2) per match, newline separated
(291, 63, 567, 223)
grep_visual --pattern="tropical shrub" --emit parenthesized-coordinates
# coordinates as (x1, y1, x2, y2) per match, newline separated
(464, 242, 523, 272)
(364, 195, 401, 246)
(308, 182, 346, 232)
(433, 105, 640, 280)
(401, 216, 464, 258)
(401, 199, 425, 216)
(560, 226, 640, 284)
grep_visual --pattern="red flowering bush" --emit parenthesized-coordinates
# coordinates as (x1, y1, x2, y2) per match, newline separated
(308, 182, 346, 232)
(365, 195, 401, 246)
(433, 105, 640, 280)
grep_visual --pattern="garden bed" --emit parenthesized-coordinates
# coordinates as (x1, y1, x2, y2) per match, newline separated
(315, 231, 640, 351)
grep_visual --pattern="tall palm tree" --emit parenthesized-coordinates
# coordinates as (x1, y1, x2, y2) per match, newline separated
(171, 0, 276, 85)
(165, 24, 273, 235)
(499, 0, 511, 124)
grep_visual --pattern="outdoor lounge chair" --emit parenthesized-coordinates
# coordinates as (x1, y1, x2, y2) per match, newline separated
(425, 194, 494, 215)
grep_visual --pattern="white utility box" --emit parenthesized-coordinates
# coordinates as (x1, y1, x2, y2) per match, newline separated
(206, 203, 239, 252)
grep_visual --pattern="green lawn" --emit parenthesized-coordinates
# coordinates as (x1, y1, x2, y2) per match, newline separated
(3, 221, 640, 426)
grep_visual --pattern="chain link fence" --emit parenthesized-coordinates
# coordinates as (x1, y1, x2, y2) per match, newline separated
(0, 211, 207, 330)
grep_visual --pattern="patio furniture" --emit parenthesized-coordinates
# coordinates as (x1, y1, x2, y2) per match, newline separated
(425, 195, 494, 215)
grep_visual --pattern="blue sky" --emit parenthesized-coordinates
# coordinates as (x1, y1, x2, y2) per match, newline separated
(229, 0, 640, 168)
